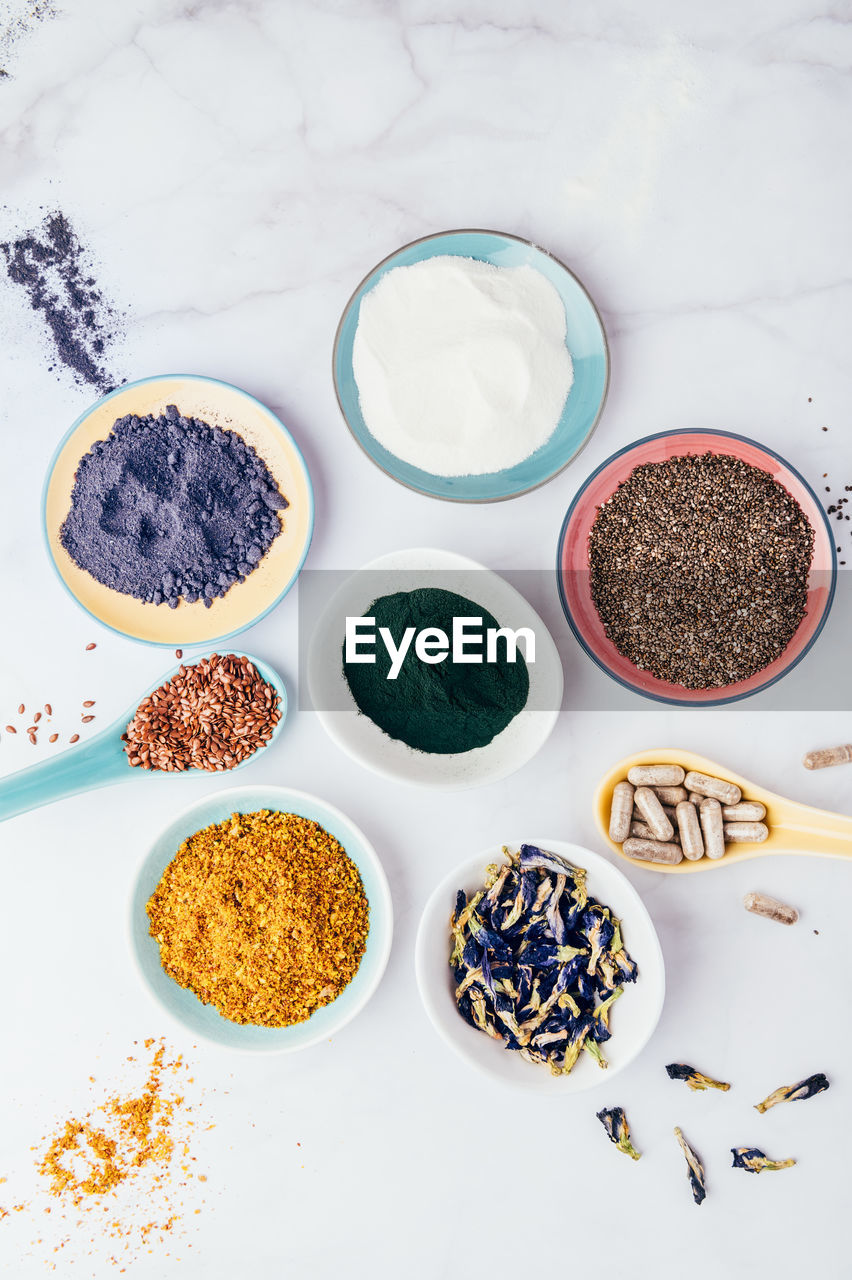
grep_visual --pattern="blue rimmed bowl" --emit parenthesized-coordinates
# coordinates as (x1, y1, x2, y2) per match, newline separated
(130, 785, 393, 1052)
(333, 230, 609, 503)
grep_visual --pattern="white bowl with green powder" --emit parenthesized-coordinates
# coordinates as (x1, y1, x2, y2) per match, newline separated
(306, 548, 563, 789)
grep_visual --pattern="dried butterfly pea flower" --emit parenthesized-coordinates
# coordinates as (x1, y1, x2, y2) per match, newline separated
(450, 845, 638, 1077)
(731, 1147, 796, 1173)
(597, 1107, 641, 1160)
(666, 1063, 731, 1092)
(673, 1127, 706, 1205)
(755, 1073, 829, 1113)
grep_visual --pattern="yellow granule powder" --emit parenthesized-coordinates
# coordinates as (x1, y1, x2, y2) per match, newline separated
(146, 810, 370, 1027)
(38, 1043, 177, 1205)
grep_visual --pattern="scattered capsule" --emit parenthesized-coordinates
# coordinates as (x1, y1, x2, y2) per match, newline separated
(674, 1127, 706, 1205)
(685, 771, 742, 806)
(627, 764, 685, 787)
(724, 822, 769, 843)
(623, 837, 683, 865)
(676, 801, 704, 861)
(596, 1106, 641, 1160)
(731, 1147, 796, 1173)
(722, 801, 766, 821)
(699, 797, 725, 859)
(755, 1073, 829, 1113)
(653, 785, 689, 806)
(634, 787, 674, 841)
(744, 892, 798, 925)
(609, 781, 634, 843)
(666, 1063, 730, 1092)
(803, 744, 852, 770)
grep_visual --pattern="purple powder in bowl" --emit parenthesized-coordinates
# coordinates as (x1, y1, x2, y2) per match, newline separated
(59, 405, 288, 608)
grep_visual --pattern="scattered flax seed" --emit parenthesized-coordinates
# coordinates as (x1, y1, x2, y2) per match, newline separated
(123, 653, 280, 773)
(175, 649, 183, 659)
(588, 453, 814, 689)
(44, 703, 52, 716)
(5, 725, 16, 734)
(49, 733, 58, 743)
(147, 811, 370, 1027)
(17, 704, 24, 715)
(81, 715, 95, 723)
(69, 734, 79, 744)
(85, 642, 96, 650)
(82, 700, 96, 707)
(33, 711, 41, 723)
(28, 733, 37, 745)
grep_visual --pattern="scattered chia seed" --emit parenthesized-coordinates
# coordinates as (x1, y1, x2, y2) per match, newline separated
(0, 210, 121, 392)
(588, 453, 814, 689)
(60, 407, 288, 608)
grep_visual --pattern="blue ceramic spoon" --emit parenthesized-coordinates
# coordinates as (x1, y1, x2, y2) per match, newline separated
(0, 651, 287, 823)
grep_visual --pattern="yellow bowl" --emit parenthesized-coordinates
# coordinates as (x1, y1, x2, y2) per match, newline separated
(595, 747, 852, 874)
(43, 375, 314, 646)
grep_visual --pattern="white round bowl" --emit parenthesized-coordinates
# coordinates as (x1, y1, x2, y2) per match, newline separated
(307, 548, 563, 789)
(130, 785, 393, 1052)
(415, 840, 665, 1093)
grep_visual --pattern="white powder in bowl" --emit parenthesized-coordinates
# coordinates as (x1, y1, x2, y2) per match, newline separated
(351, 255, 574, 478)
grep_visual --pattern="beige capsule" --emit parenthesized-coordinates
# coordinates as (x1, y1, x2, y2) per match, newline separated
(685, 771, 741, 806)
(722, 801, 766, 822)
(654, 785, 689, 806)
(631, 820, 681, 844)
(744, 892, 798, 925)
(623, 837, 683, 865)
(676, 801, 705, 861)
(803, 744, 852, 770)
(699, 797, 726, 859)
(633, 787, 675, 842)
(688, 791, 703, 806)
(724, 822, 769, 844)
(633, 802, 677, 823)
(606, 778, 634, 849)
(627, 764, 685, 788)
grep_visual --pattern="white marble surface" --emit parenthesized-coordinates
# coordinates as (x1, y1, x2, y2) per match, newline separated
(1, 1, 851, 1275)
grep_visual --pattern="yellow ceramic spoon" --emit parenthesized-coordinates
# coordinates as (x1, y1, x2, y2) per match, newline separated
(594, 748, 852, 874)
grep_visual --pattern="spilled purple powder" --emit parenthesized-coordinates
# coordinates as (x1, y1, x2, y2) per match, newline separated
(0, 1, 58, 79)
(0, 210, 121, 392)
(60, 406, 288, 608)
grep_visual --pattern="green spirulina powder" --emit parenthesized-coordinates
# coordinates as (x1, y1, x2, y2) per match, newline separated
(343, 587, 529, 754)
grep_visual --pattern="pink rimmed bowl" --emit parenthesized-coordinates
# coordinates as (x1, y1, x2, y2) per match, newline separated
(556, 429, 836, 706)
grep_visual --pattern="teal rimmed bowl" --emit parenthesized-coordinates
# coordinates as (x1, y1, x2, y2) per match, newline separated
(332, 230, 609, 503)
(130, 786, 393, 1052)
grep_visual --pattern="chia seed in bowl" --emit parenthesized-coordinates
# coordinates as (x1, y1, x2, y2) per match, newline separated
(587, 451, 814, 690)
